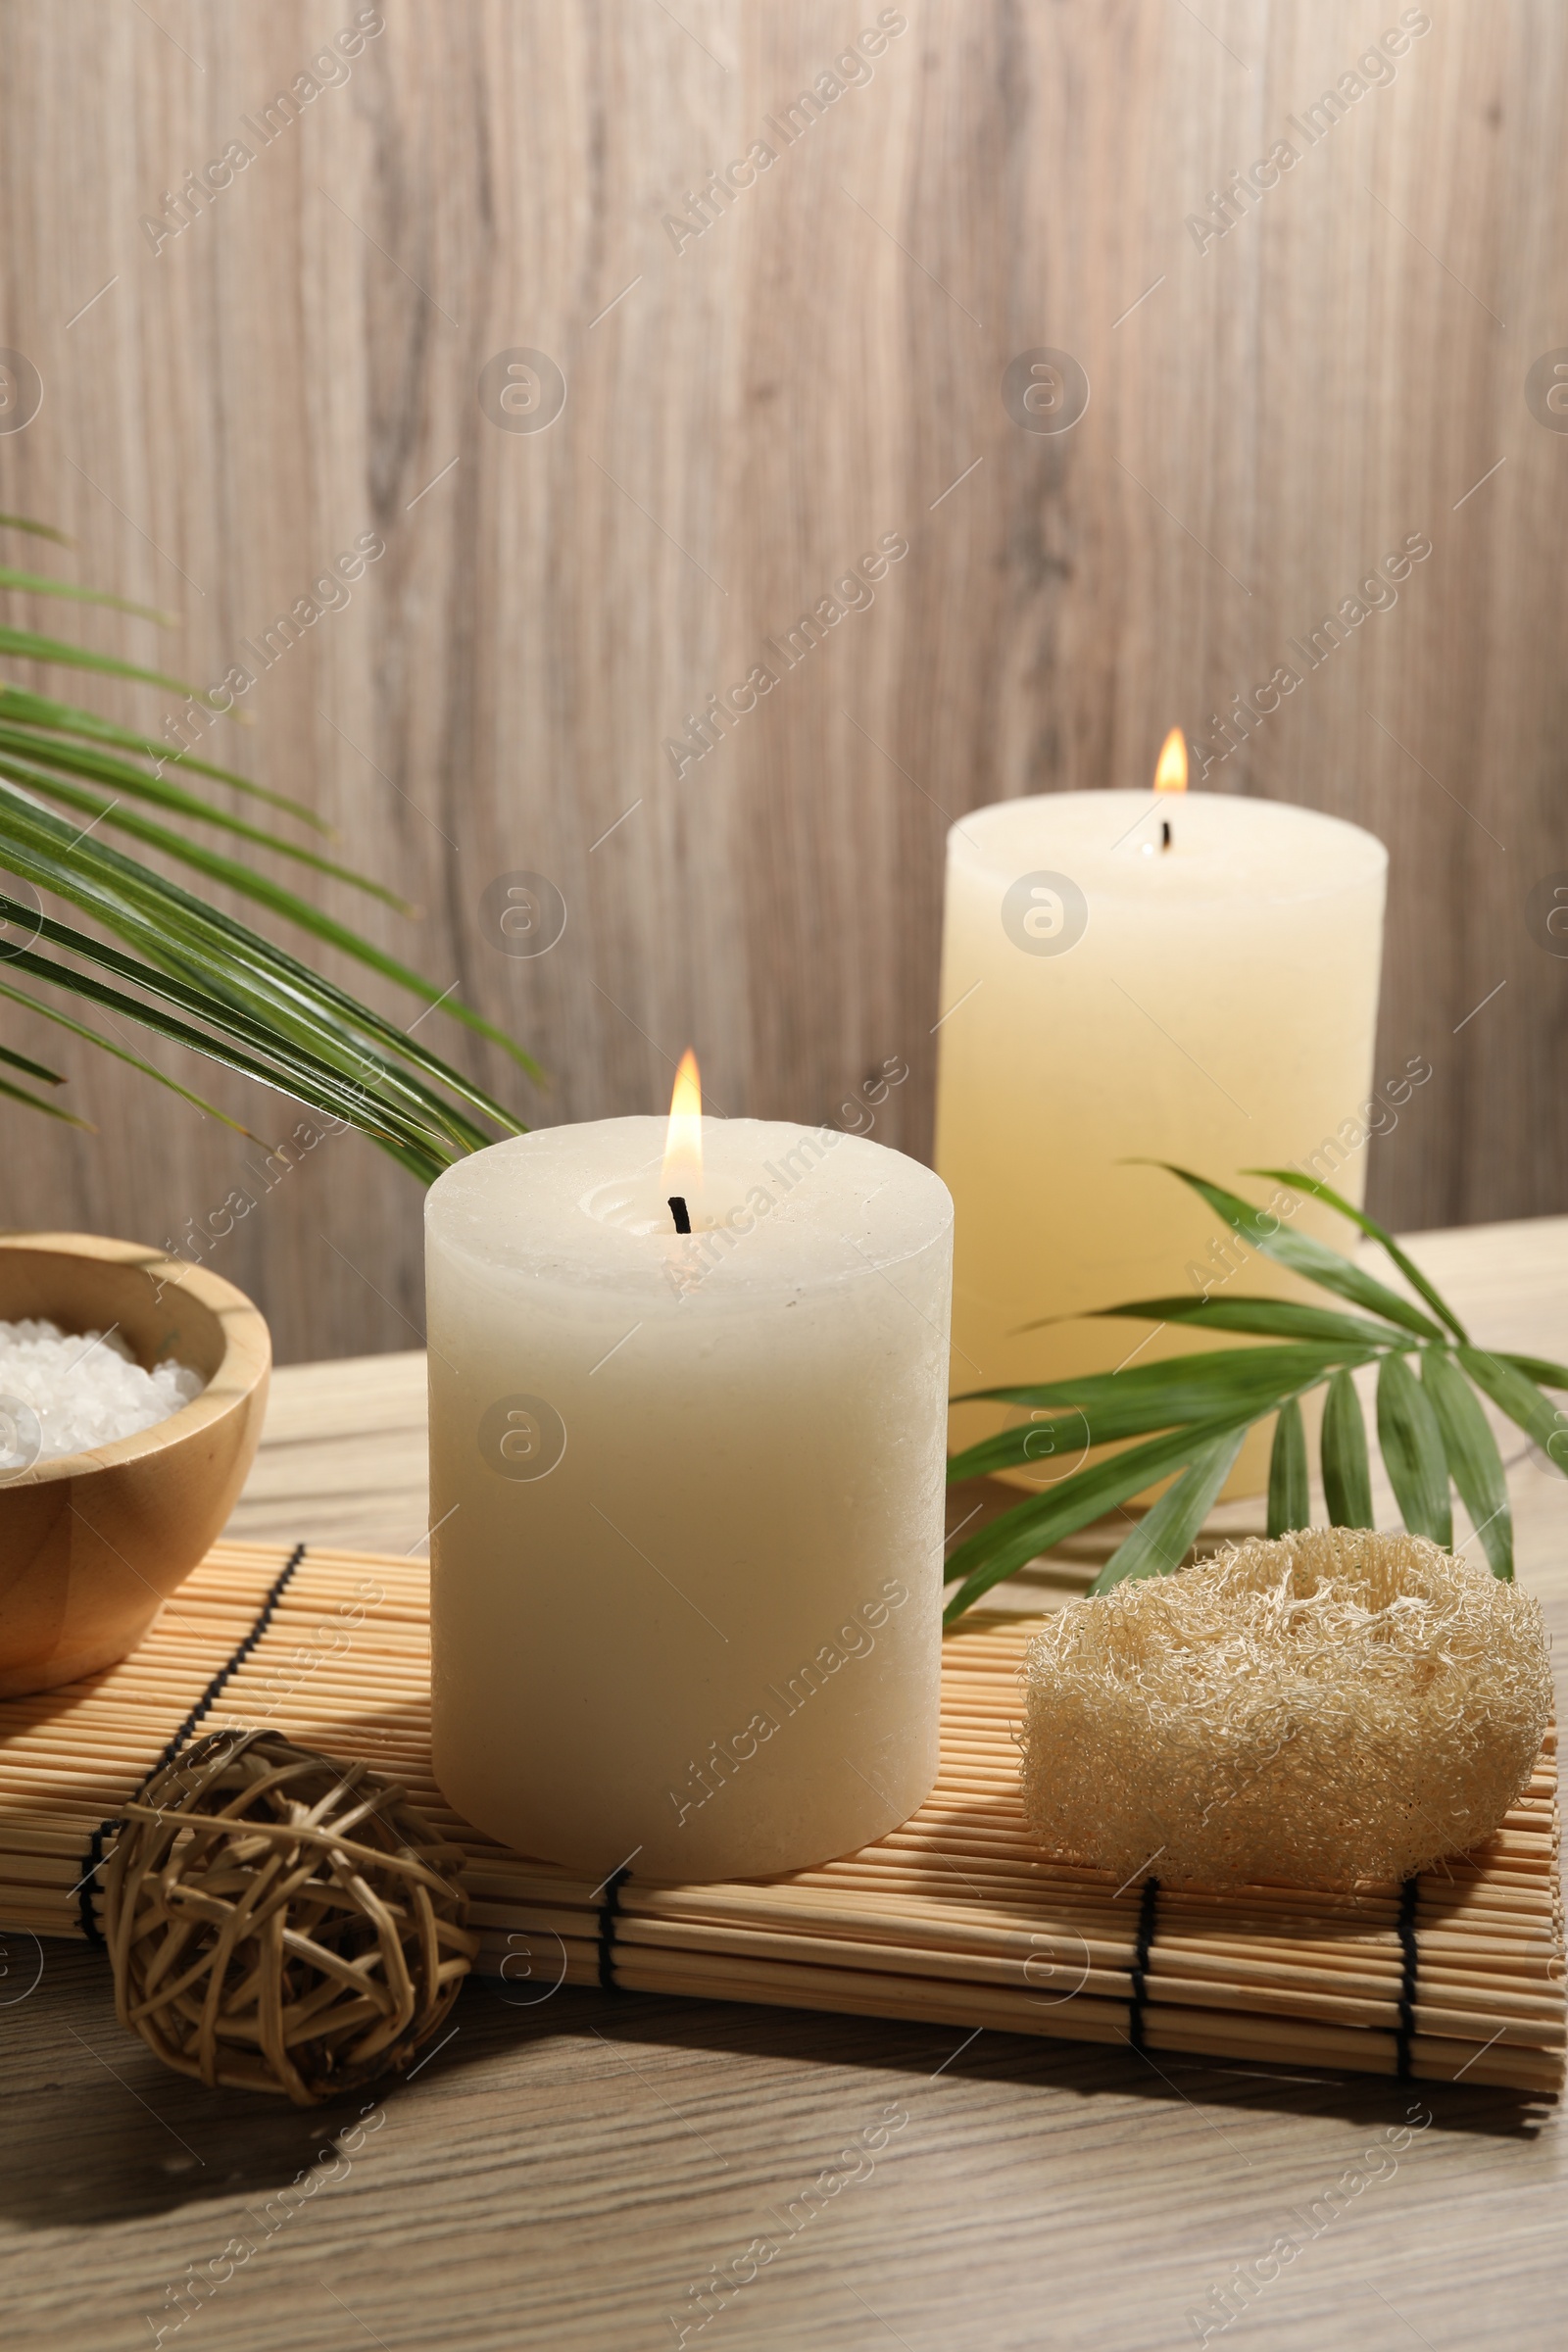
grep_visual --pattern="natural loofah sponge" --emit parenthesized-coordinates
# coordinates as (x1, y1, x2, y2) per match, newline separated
(1020, 1528, 1552, 1892)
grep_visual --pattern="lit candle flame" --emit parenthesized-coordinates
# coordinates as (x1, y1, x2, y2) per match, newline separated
(662, 1047, 703, 1203)
(1153, 726, 1188, 794)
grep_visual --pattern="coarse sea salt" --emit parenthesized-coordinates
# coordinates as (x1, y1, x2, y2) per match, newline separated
(0, 1317, 203, 1462)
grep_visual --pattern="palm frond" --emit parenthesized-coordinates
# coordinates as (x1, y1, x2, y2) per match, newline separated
(0, 1037, 68, 1087)
(0, 515, 542, 1168)
(0, 966, 263, 1140)
(1091, 1428, 1248, 1592)
(0, 893, 488, 1167)
(944, 1411, 1259, 1622)
(0, 684, 331, 830)
(0, 622, 227, 705)
(0, 736, 415, 910)
(0, 515, 72, 545)
(943, 1167, 1552, 1616)
(0, 566, 173, 626)
(0, 1070, 94, 1127)
(1243, 1164, 1467, 1341)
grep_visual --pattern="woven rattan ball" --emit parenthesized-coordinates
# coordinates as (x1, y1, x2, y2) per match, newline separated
(103, 1729, 479, 2105)
(1021, 1529, 1552, 1892)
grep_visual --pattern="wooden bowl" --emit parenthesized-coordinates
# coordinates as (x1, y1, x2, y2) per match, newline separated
(0, 1235, 270, 1697)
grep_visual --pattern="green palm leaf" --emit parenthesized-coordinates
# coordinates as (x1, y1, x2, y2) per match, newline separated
(1458, 1348, 1568, 1463)
(1090, 1427, 1249, 1593)
(0, 1028, 91, 1125)
(0, 566, 173, 626)
(1422, 1347, 1512, 1580)
(943, 1411, 1259, 1622)
(2, 941, 447, 1165)
(1064, 1293, 1409, 1349)
(0, 1071, 92, 1125)
(0, 516, 71, 545)
(0, 684, 329, 830)
(1267, 1396, 1309, 1536)
(1144, 1163, 1446, 1341)
(948, 1345, 1354, 1481)
(1499, 1350, 1568, 1393)
(0, 738, 414, 910)
(0, 899, 477, 1170)
(941, 1165, 1549, 1620)
(0, 516, 543, 1168)
(0, 802, 523, 1143)
(0, 623, 226, 705)
(0, 1037, 67, 1087)
(1375, 1351, 1452, 1545)
(0, 774, 539, 1088)
(0, 967, 264, 1141)
(1320, 1367, 1375, 1529)
(1244, 1164, 1468, 1341)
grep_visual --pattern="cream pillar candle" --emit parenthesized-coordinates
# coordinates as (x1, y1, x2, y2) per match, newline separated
(933, 776, 1388, 1493)
(425, 1105, 952, 1882)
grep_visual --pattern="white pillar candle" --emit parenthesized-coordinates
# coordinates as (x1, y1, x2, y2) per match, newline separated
(933, 778, 1388, 1492)
(426, 1104, 952, 1882)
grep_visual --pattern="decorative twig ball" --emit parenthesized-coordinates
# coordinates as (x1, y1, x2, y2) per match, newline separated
(103, 1729, 479, 2105)
(1020, 1529, 1552, 1891)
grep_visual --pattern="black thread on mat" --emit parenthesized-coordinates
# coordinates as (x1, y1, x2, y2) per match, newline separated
(1395, 1875, 1420, 2079)
(76, 1820, 114, 1949)
(1127, 1874, 1161, 2051)
(76, 1543, 308, 1948)
(597, 1866, 632, 1991)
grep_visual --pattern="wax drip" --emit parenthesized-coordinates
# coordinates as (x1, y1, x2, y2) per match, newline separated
(668, 1196, 692, 1234)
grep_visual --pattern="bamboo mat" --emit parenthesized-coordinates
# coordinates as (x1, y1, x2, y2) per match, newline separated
(1, 1542, 1560, 2093)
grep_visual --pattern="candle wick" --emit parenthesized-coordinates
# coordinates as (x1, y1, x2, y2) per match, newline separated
(668, 1196, 692, 1235)
(1160, 818, 1172, 852)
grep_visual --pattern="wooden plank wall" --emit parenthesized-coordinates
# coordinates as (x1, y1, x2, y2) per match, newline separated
(0, 1, 1563, 1363)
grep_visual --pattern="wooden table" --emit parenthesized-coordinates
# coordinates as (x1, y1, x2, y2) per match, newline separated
(5, 1219, 1566, 2352)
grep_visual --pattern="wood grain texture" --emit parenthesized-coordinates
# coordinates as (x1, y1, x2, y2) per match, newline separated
(0, 1216, 1564, 2351)
(0, 1, 1565, 1365)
